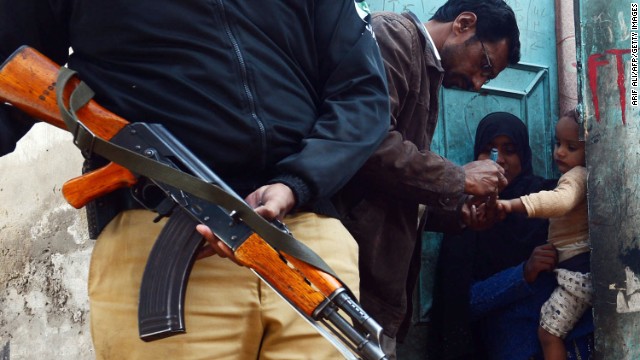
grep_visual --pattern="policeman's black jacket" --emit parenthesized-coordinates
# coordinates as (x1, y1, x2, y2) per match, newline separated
(0, 0, 390, 235)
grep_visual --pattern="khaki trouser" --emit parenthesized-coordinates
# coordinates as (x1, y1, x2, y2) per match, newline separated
(89, 210, 359, 360)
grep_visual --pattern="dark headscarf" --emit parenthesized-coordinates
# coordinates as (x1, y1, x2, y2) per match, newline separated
(429, 112, 557, 360)
(473, 112, 533, 178)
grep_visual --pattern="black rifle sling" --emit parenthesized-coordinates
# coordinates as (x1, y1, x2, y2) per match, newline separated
(55, 67, 343, 283)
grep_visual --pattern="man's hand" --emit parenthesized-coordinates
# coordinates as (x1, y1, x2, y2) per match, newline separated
(462, 160, 508, 196)
(461, 194, 502, 230)
(195, 224, 238, 262)
(245, 182, 296, 221)
(523, 244, 558, 283)
(196, 182, 296, 261)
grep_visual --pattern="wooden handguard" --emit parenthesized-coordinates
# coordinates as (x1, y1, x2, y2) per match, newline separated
(281, 253, 343, 298)
(0, 46, 136, 208)
(235, 234, 329, 316)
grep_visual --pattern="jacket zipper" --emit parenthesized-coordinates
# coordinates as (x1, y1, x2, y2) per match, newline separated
(216, 0, 267, 169)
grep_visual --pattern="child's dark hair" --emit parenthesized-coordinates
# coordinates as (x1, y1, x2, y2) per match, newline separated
(563, 108, 580, 124)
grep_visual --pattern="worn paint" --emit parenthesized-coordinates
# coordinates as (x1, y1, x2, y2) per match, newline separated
(612, 267, 640, 313)
(576, 0, 640, 359)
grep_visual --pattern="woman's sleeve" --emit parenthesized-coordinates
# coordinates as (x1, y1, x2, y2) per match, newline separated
(469, 263, 535, 320)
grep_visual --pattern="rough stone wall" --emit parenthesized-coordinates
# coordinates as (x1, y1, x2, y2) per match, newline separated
(0, 124, 94, 359)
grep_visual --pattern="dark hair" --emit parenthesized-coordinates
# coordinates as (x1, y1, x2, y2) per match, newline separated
(430, 0, 521, 64)
(562, 108, 580, 123)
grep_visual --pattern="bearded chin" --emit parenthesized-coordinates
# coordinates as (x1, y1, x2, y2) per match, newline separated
(442, 75, 460, 89)
(442, 73, 472, 91)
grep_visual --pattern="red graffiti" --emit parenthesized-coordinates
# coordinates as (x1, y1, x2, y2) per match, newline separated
(587, 49, 631, 125)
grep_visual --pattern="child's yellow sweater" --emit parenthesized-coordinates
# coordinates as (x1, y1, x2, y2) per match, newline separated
(520, 166, 589, 262)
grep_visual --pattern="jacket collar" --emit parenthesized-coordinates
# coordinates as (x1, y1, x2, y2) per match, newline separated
(402, 11, 443, 71)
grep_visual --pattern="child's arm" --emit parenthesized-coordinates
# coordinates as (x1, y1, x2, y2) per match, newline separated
(521, 166, 587, 218)
(498, 167, 587, 219)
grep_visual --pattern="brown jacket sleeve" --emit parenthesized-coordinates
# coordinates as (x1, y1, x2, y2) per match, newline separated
(359, 12, 465, 212)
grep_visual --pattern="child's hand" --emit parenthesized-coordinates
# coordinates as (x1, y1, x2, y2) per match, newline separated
(496, 199, 511, 213)
(494, 198, 507, 221)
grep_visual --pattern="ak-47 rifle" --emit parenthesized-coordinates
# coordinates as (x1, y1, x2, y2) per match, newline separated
(0, 46, 387, 360)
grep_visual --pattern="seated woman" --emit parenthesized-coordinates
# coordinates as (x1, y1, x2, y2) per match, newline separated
(428, 112, 593, 360)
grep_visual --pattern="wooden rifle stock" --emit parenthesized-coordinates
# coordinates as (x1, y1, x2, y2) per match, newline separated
(0, 46, 136, 208)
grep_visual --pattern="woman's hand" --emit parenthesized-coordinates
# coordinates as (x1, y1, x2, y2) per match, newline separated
(523, 244, 558, 283)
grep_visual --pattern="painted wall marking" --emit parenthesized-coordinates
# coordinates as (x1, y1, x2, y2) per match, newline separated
(588, 49, 631, 124)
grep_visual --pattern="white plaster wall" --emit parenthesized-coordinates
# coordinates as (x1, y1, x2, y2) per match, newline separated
(0, 123, 94, 359)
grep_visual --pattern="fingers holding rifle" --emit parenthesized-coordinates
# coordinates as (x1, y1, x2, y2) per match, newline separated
(196, 224, 240, 263)
(196, 182, 295, 261)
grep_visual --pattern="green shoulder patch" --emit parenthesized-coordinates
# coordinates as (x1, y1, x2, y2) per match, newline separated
(354, 1, 371, 23)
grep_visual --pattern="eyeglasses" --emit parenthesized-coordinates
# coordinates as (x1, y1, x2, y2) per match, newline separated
(479, 41, 494, 85)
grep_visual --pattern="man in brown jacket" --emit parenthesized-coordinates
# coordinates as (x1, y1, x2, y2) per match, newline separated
(332, 0, 521, 358)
